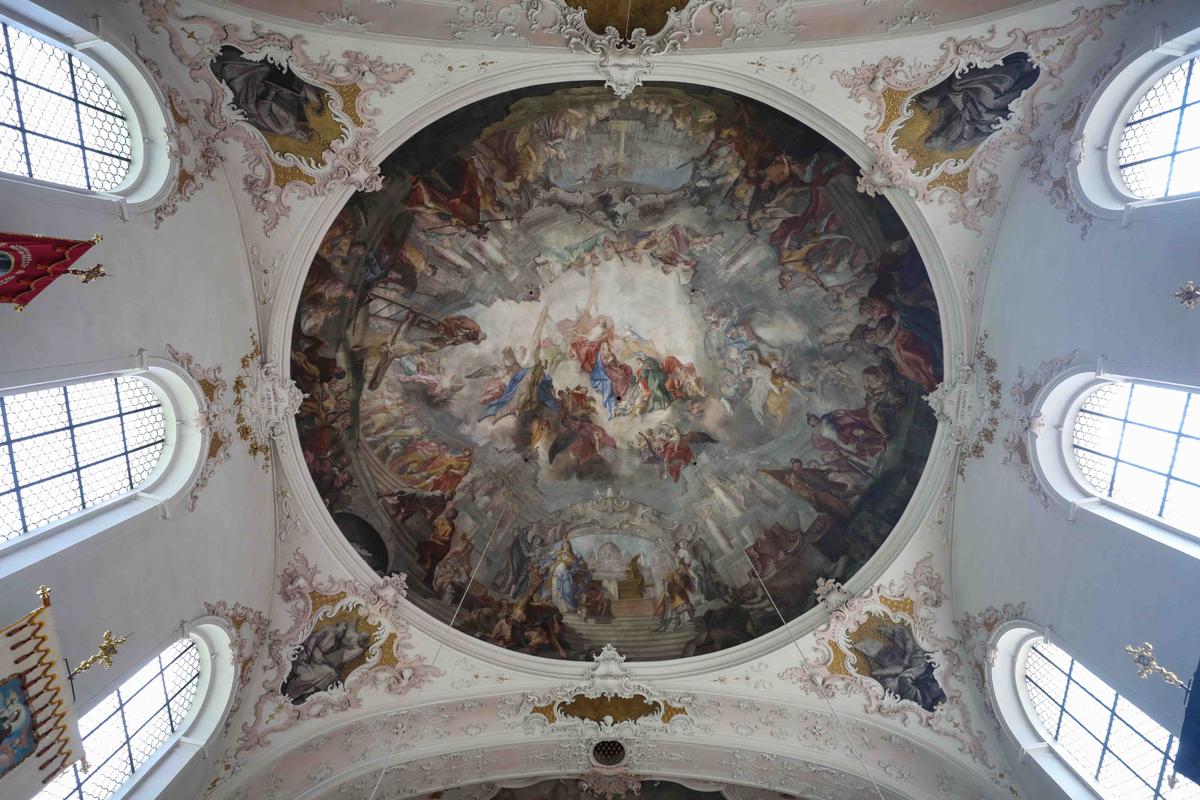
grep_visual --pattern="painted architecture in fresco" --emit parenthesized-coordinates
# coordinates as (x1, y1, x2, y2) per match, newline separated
(292, 84, 942, 661)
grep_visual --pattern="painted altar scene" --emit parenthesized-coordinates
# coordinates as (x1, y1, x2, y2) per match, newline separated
(291, 84, 942, 661)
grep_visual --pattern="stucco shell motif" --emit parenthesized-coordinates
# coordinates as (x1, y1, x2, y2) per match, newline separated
(292, 84, 943, 661)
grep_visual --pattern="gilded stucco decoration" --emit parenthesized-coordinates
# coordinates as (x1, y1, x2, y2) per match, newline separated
(835, 1, 1134, 233)
(232, 331, 305, 468)
(781, 555, 997, 774)
(1001, 350, 1080, 508)
(517, 645, 703, 736)
(166, 343, 232, 511)
(133, 36, 226, 230)
(213, 684, 1010, 799)
(448, 0, 808, 97)
(140, 0, 413, 232)
(205, 552, 440, 793)
(925, 334, 1001, 479)
(167, 333, 293, 505)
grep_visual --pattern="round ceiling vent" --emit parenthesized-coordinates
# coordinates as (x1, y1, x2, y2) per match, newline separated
(592, 739, 627, 767)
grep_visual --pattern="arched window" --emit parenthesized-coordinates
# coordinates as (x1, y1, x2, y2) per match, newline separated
(1, 375, 167, 541)
(1115, 55, 1200, 199)
(989, 625, 1198, 800)
(38, 638, 200, 800)
(0, 21, 133, 191)
(1022, 637, 1196, 799)
(1070, 381, 1198, 530)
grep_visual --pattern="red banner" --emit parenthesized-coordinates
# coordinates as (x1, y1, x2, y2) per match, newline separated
(0, 232, 106, 310)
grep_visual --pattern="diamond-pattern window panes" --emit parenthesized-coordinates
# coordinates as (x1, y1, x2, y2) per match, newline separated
(0, 376, 167, 542)
(1024, 640, 1200, 799)
(37, 638, 201, 800)
(1119, 56, 1200, 198)
(0, 22, 131, 191)
(1072, 382, 1199, 530)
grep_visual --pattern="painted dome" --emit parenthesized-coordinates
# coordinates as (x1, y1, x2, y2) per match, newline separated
(291, 84, 942, 661)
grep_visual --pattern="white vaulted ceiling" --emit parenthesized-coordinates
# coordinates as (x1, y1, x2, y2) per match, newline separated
(0, 1, 1197, 800)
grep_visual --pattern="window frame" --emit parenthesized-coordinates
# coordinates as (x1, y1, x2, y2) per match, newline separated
(46, 619, 238, 800)
(1073, 13, 1200, 223)
(988, 623, 1191, 800)
(1, 373, 169, 542)
(0, 3, 173, 213)
(1105, 53, 1200, 205)
(1028, 361, 1200, 558)
(0, 353, 208, 576)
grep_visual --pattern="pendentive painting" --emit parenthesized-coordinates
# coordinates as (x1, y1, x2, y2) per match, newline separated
(292, 84, 943, 661)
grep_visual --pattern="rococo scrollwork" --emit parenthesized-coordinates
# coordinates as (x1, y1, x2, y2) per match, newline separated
(835, 1, 1134, 232)
(140, 0, 412, 231)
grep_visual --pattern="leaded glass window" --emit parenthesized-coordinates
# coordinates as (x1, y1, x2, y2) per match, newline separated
(1118, 57, 1200, 199)
(38, 638, 201, 800)
(0, 22, 132, 191)
(1024, 640, 1199, 799)
(0, 376, 167, 541)
(1072, 382, 1199, 529)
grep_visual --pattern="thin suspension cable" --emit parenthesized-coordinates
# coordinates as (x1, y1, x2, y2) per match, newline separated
(623, 0, 632, 41)
(740, 551, 889, 800)
(366, 512, 506, 800)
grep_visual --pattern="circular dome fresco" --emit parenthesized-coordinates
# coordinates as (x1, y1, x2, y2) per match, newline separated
(292, 83, 943, 662)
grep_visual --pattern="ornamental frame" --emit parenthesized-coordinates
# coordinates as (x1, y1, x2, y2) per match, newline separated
(538, 0, 723, 99)
(834, 1, 1131, 232)
(225, 551, 440, 766)
(781, 555, 995, 771)
(139, 0, 412, 232)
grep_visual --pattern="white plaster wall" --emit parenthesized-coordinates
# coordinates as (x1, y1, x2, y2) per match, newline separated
(954, 0, 1200, 744)
(0, 129, 275, 715)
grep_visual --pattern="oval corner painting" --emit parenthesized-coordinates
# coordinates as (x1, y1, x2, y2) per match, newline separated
(291, 84, 943, 661)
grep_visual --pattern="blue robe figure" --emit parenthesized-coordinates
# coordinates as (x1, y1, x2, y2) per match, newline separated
(479, 367, 559, 421)
(590, 356, 617, 419)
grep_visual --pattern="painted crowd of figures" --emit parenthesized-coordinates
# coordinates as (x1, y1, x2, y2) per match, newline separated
(292, 84, 942, 662)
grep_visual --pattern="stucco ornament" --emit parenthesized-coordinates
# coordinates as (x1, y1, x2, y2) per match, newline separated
(714, 0, 807, 46)
(956, 602, 1029, 733)
(540, 0, 716, 98)
(926, 335, 1001, 479)
(233, 332, 305, 467)
(814, 577, 852, 614)
(578, 770, 642, 799)
(166, 343, 232, 511)
(782, 556, 996, 771)
(202, 601, 270, 734)
(133, 36, 225, 229)
(515, 645, 707, 736)
(210, 550, 440, 790)
(1024, 42, 1127, 240)
(1001, 350, 1080, 508)
(834, 1, 1134, 232)
(140, 0, 412, 232)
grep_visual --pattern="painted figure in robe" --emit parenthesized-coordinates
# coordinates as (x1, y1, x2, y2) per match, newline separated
(210, 46, 326, 143)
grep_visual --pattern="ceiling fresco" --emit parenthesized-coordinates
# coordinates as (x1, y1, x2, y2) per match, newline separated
(291, 83, 942, 661)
